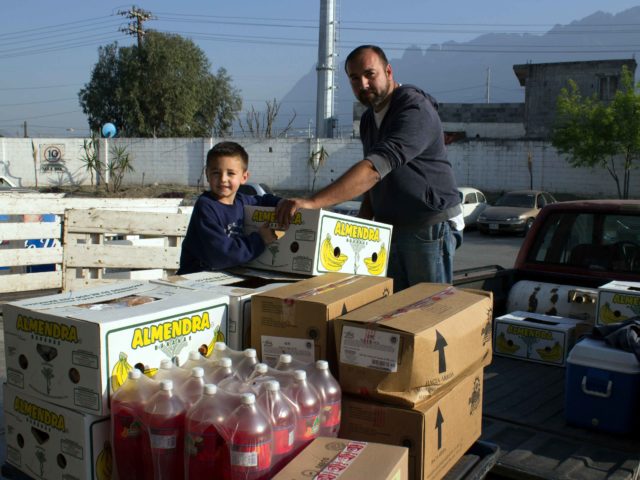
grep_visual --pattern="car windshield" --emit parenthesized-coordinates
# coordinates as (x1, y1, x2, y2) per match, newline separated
(495, 193, 535, 208)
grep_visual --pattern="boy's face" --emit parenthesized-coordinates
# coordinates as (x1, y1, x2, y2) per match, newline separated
(206, 154, 249, 205)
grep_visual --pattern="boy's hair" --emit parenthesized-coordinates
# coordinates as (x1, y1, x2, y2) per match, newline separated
(344, 45, 389, 73)
(206, 141, 249, 171)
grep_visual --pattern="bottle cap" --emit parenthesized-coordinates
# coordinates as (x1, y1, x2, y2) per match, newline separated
(266, 380, 280, 391)
(219, 357, 232, 368)
(191, 367, 204, 378)
(244, 348, 257, 358)
(160, 359, 173, 369)
(188, 350, 201, 361)
(279, 354, 292, 364)
(128, 369, 142, 379)
(254, 363, 268, 374)
(204, 384, 217, 395)
(316, 360, 329, 370)
(214, 342, 227, 352)
(160, 380, 173, 391)
(241, 393, 256, 405)
(294, 369, 306, 381)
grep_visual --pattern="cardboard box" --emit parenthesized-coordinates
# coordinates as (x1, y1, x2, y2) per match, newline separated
(566, 337, 640, 433)
(272, 436, 409, 480)
(339, 366, 484, 480)
(493, 311, 589, 366)
(155, 271, 290, 350)
(251, 273, 393, 367)
(3, 384, 111, 480)
(596, 280, 640, 325)
(243, 206, 393, 276)
(4, 281, 228, 415)
(335, 284, 492, 406)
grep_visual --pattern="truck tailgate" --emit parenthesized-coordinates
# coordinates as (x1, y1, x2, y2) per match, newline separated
(481, 356, 640, 480)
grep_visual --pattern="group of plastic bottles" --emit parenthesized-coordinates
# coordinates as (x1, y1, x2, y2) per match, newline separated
(110, 343, 341, 480)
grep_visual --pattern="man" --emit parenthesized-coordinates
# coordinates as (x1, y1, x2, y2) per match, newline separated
(276, 45, 462, 290)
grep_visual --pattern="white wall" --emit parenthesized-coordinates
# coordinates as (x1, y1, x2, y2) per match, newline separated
(1, 136, 637, 198)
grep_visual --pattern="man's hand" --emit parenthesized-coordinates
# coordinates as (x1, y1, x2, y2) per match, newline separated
(275, 197, 315, 226)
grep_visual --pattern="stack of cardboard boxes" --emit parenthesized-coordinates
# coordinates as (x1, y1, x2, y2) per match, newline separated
(2, 280, 230, 480)
(250, 275, 494, 480)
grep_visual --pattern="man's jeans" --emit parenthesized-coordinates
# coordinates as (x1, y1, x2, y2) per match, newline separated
(387, 221, 459, 292)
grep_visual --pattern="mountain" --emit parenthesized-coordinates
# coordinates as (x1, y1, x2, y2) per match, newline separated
(279, 6, 640, 135)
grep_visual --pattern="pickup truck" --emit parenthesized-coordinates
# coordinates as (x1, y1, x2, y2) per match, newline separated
(453, 199, 640, 480)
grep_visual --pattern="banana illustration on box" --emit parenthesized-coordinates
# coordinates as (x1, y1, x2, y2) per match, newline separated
(110, 352, 133, 392)
(364, 243, 386, 275)
(320, 234, 349, 272)
(204, 325, 226, 357)
(95, 440, 113, 480)
(536, 341, 563, 362)
(495, 332, 520, 354)
(599, 302, 629, 324)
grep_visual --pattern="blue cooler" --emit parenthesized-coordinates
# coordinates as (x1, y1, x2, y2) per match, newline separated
(565, 337, 640, 434)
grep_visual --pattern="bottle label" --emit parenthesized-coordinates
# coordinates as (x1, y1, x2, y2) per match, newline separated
(322, 402, 341, 427)
(273, 425, 295, 454)
(298, 414, 320, 440)
(150, 431, 177, 449)
(230, 450, 258, 467)
(114, 414, 142, 438)
(230, 439, 272, 469)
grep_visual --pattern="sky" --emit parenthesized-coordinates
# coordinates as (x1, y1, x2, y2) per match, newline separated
(1, 0, 640, 138)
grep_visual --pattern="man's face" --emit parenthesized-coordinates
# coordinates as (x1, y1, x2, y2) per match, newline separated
(346, 49, 394, 111)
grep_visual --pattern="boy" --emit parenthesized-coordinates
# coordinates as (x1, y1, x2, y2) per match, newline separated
(178, 141, 281, 275)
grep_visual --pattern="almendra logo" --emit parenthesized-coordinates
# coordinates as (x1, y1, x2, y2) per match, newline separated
(131, 312, 211, 349)
(611, 293, 640, 306)
(334, 222, 380, 241)
(252, 210, 302, 225)
(15, 315, 79, 343)
(14, 396, 65, 431)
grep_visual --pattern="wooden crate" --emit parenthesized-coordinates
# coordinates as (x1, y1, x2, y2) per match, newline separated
(62, 208, 190, 291)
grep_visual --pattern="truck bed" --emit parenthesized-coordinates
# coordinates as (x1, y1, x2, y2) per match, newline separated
(481, 356, 640, 480)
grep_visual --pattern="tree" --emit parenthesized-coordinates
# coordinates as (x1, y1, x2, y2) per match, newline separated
(79, 31, 242, 137)
(238, 98, 296, 138)
(551, 66, 640, 199)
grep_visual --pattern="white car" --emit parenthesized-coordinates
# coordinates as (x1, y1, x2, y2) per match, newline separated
(458, 187, 488, 227)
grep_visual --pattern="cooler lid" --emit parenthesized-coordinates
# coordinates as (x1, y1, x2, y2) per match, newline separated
(567, 337, 640, 374)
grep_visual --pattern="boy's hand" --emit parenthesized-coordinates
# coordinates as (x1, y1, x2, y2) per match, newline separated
(258, 222, 283, 245)
(275, 198, 314, 226)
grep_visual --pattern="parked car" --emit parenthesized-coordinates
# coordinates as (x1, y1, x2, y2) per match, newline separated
(331, 200, 362, 217)
(238, 182, 274, 196)
(477, 189, 556, 235)
(458, 187, 488, 227)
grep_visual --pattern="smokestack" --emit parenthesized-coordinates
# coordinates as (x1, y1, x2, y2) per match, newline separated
(315, 0, 336, 138)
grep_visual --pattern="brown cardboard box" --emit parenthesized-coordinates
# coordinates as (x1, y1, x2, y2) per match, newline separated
(251, 273, 393, 368)
(336, 283, 492, 406)
(272, 436, 409, 480)
(338, 365, 484, 480)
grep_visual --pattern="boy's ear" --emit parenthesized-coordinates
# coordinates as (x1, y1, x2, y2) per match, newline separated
(240, 170, 250, 184)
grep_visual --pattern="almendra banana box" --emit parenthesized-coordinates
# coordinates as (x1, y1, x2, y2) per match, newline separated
(596, 280, 640, 325)
(493, 311, 590, 366)
(243, 206, 393, 277)
(3, 280, 229, 416)
(4, 383, 111, 480)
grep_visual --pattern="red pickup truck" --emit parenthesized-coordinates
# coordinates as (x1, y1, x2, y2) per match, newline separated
(454, 200, 640, 480)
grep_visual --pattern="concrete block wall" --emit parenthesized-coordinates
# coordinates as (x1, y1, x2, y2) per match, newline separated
(2, 136, 638, 198)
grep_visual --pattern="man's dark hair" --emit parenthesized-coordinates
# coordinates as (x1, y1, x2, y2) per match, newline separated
(344, 45, 389, 73)
(206, 141, 249, 170)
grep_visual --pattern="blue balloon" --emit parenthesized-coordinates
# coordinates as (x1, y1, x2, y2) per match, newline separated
(102, 123, 117, 138)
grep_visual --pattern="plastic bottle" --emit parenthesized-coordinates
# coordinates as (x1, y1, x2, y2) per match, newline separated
(111, 369, 157, 480)
(236, 348, 259, 381)
(154, 358, 190, 387)
(207, 357, 235, 385)
(144, 380, 187, 480)
(274, 354, 294, 371)
(227, 393, 273, 480)
(257, 380, 297, 476)
(209, 341, 244, 365)
(310, 360, 342, 437)
(184, 384, 230, 480)
(179, 367, 205, 410)
(288, 370, 321, 453)
(181, 350, 208, 371)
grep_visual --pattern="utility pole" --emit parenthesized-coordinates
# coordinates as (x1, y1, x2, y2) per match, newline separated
(118, 6, 154, 47)
(486, 67, 491, 103)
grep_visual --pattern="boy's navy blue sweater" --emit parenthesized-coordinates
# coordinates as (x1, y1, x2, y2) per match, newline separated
(178, 191, 281, 275)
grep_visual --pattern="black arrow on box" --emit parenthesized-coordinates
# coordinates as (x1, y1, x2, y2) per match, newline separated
(435, 407, 444, 449)
(434, 330, 448, 373)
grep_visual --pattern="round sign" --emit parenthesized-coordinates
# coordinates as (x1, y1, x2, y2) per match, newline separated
(102, 123, 117, 138)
